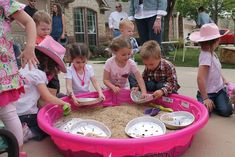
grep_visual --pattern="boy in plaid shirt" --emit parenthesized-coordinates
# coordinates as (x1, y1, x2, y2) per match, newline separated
(139, 40, 180, 98)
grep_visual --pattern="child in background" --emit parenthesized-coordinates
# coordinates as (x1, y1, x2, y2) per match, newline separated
(119, 19, 139, 89)
(65, 43, 105, 105)
(33, 10, 51, 44)
(119, 19, 139, 60)
(14, 36, 71, 142)
(33, 10, 63, 97)
(103, 37, 147, 96)
(0, 1, 37, 155)
(189, 23, 233, 117)
(139, 40, 180, 99)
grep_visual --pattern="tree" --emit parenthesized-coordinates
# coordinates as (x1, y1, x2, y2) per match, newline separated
(175, 0, 209, 23)
(175, 0, 235, 24)
(164, 0, 177, 41)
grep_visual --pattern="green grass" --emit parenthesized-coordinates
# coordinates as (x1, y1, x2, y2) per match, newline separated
(135, 48, 235, 69)
(134, 48, 199, 67)
(90, 48, 235, 69)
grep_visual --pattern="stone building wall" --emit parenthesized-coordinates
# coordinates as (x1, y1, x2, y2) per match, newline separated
(64, 0, 107, 44)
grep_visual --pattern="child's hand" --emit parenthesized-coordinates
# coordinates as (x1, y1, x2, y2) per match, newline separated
(153, 90, 164, 99)
(63, 103, 71, 116)
(71, 96, 80, 106)
(20, 45, 39, 69)
(99, 92, 106, 101)
(131, 87, 139, 92)
(203, 98, 215, 112)
(140, 92, 148, 99)
(112, 86, 120, 94)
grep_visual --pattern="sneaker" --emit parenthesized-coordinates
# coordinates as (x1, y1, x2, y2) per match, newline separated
(22, 123, 35, 143)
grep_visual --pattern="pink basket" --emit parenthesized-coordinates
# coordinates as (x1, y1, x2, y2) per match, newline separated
(38, 89, 208, 157)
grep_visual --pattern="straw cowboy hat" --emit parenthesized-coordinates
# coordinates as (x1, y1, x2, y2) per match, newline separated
(35, 36, 67, 73)
(189, 23, 229, 42)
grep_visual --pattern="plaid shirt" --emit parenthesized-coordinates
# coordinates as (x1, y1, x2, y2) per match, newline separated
(130, 37, 139, 54)
(143, 59, 180, 95)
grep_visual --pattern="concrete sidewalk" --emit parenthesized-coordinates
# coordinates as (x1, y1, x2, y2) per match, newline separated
(21, 61, 235, 157)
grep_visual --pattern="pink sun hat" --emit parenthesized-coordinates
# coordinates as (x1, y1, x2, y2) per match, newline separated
(36, 36, 67, 73)
(189, 23, 229, 42)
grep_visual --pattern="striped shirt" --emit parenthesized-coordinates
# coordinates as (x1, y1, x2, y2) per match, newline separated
(130, 37, 139, 60)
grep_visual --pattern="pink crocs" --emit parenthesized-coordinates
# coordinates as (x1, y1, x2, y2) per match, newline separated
(19, 152, 27, 157)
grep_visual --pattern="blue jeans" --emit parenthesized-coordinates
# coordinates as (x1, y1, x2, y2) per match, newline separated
(128, 73, 137, 89)
(19, 114, 47, 141)
(145, 81, 178, 94)
(51, 35, 60, 41)
(135, 15, 164, 45)
(197, 88, 233, 117)
(128, 77, 163, 91)
(146, 81, 164, 92)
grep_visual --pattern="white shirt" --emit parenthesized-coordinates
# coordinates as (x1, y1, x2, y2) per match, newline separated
(134, 4, 158, 19)
(108, 11, 128, 29)
(15, 65, 48, 116)
(199, 51, 224, 93)
(65, 64, 94, 94)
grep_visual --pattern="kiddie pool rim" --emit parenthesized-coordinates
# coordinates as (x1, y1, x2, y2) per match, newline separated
(38, 89, 209, 155)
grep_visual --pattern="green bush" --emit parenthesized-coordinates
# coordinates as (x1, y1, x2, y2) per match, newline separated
(89, 45, 111, 58)
(134, 48, 235, 68)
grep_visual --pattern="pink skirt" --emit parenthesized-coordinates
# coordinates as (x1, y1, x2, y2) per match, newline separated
(0, 86, 25, 106)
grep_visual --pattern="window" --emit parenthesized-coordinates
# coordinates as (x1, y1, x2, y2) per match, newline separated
(74, 8, 97, 46)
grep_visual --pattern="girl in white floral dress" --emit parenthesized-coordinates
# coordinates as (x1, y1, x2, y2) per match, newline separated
(0, 0, 38, 155)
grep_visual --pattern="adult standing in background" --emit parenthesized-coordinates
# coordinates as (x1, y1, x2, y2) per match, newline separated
(51, 3, 66, 41)
(24, 0, 38, 17)
(129, 0, 167, 45)
(197, 6, 214, 28)
(108, 2, 128, 38)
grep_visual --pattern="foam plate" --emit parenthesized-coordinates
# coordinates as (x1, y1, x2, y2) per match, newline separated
(69, 119, 111, 138)
(160, 111, 195, 130)
(54, 118, 82, 133)
(76, 97, 103, 106)
(130, 91, 154, 104)
(125, 116, 166, 138)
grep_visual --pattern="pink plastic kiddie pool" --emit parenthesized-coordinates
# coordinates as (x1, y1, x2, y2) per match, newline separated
(38, 89, 208, 157)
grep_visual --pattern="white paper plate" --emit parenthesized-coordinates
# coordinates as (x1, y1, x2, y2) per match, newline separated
(76, 97, 103, 106)
(54, 118, 82, 133)
(130, 91, 154, 104)
(69, 119, 111, 138)
(125, 116, 166, 138)
(160, 111, 195, 130)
